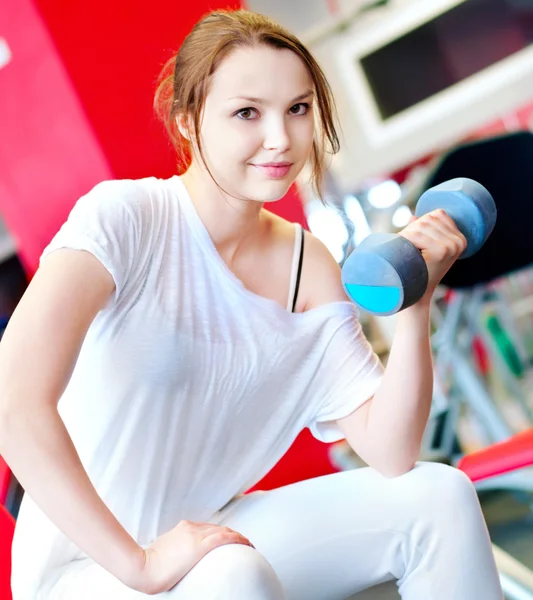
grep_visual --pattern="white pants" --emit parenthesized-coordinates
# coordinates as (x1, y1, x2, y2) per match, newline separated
(47, 463, 503, 600)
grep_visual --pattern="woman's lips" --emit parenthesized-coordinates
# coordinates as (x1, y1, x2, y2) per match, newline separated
(253, 163, 293, 179)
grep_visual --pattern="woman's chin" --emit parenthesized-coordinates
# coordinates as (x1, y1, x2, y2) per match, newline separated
(247, 181, 294, 203)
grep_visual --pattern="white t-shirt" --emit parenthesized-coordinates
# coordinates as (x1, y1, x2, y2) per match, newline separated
(11, 176, 384, 599)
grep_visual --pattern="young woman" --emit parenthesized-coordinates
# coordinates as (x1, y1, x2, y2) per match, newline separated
(0, 9, 503, 600)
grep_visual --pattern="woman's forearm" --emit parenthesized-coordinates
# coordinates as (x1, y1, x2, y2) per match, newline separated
(365, 301, 433, 476)
(0, 405, 145, 589)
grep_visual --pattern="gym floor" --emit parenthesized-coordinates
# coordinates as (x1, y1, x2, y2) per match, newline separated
(482, 487, 533, 571)
(481, 368, 533, 572)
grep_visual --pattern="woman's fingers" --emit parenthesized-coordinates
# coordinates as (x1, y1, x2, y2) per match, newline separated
(202, 529, 255, 551)
(401, 210, 467, 258)
(178, 520, 255, 549)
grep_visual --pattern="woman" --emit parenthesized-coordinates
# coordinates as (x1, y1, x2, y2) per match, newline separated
(0, 9, 502, 600)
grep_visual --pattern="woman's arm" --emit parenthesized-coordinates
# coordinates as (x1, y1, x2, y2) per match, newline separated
(339, 210, 466, 476)
(336, 301, 433, 477)
(302, 210, 466, 477)
(0, 249, 146, 589)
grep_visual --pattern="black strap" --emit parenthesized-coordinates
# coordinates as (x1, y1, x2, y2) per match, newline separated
(291, 229, 305, 313)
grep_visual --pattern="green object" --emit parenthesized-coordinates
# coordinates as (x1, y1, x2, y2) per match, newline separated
(485, 314, 524, 378)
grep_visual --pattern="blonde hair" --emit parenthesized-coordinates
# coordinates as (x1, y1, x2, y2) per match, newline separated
(154, 9, 340, 199)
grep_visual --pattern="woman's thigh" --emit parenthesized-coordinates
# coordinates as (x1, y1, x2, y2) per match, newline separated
(211, 462, 494, 600)
(46, 543, 285, 600)
(46, 462, 495, 600)
(212, 468, 407, 599)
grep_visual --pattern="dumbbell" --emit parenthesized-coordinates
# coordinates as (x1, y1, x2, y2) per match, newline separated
(341, 178, 497, 316)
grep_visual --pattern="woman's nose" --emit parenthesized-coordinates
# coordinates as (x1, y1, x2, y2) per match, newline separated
(262, 116, 290, 153)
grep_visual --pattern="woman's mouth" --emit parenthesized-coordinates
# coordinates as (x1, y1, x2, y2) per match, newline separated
(252, 162, 293, 179)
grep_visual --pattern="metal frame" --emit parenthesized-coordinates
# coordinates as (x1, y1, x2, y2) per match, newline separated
(428, 288, 533, 599)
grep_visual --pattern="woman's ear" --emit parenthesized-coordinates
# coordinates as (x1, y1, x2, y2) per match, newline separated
(176, 113, 191, 141)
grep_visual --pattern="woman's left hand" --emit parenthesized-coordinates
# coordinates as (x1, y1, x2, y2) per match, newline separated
(398, 209, 467, 305)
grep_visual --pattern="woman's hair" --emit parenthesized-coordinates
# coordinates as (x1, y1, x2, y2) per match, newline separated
(154, 9, 340, 199)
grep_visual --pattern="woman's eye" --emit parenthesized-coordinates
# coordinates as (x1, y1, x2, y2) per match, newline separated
(236, 108, 258, 120)
(289, 103, 310, 115)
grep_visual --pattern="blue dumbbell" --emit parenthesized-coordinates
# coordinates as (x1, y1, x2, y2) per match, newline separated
(341, 178, 497, 316)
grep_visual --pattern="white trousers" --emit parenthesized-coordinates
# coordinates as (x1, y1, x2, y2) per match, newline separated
(47, 463, 504, 600)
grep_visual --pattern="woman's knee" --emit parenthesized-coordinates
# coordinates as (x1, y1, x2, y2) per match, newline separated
(178, 544, 285, 599)
(408, 462, 476, 499)
(403, 462, 481, 524)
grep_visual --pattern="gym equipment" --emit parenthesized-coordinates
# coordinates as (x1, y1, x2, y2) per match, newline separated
(419, 133, 533, 600)
(342, 177, 497, 316)
(485, 313, 524, 379)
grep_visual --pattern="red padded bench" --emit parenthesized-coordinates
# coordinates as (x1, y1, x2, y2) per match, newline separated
(0, 503, 15, 600)
(458, 428, 533, 482)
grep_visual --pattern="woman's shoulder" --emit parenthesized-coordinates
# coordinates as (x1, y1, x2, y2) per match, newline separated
(83, 176, 166, 209)
(263, 210, 348, 311)
(300, 230, 349, 310)
(74, 176, 179, 230)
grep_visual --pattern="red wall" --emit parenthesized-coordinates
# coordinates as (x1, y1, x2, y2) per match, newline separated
(0, 0, 114, 273)
(33, 0, 237, 182)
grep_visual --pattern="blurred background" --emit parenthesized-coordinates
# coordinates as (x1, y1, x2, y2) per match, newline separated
(2, 1, 533, 598)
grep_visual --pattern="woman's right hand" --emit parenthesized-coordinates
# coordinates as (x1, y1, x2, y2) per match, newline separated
(136, 520, 255, 595)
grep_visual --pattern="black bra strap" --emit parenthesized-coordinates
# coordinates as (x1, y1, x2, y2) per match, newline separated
(291, 230, 305, 313)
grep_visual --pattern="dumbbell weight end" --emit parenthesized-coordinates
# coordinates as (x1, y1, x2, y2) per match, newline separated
(342, 233, 429, 316)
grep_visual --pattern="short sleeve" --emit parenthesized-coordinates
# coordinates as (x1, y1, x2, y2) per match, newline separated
(308, 305, 385, 443)
(40, 180, 143, 301)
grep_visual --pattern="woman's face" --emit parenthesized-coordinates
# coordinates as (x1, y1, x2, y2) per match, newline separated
(190, 45, 315, 203)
